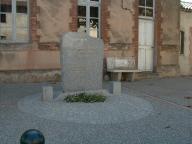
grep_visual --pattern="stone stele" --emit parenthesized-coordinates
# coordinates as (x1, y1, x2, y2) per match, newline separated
(60, 32, 104, 93)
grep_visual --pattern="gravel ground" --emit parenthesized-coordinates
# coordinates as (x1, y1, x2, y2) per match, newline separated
(0, 77, 192, 144)
(18, 93, 153, 124)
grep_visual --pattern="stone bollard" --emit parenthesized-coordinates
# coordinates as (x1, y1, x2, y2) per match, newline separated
(112, 81, 122, 96)
(20, 129, 45, 144)
(42, 86, 53, 102)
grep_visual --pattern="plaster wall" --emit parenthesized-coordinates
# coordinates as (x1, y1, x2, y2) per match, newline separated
(160, 0, 180, 67)
(37, 0, 71, 43)
(180, 11, 192, 75)
(107, 0, 136, 59)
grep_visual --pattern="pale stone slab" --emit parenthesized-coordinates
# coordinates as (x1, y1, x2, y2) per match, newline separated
(112, 81, 122, 95)
(60, 32, 104, 93)
(42, 86, 53, 102)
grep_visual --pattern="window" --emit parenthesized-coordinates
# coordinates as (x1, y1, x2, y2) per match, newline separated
(0, 0, 29, 43)
(0, 14, 6, 23)
(78, 0, 100, 38)
(180, 31, 185, 55)
(139, 0, 154, 18)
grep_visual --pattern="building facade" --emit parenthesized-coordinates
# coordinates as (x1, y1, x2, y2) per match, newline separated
(180, 1, 192, 76)
(0, 0, 180, 82)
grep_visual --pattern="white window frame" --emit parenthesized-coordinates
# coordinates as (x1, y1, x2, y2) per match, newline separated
(78, 0, 101, 38)
(139, 0, 154, 20)
(0, 0, 29, 43)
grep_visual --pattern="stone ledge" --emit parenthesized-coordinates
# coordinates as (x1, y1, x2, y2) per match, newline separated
(0, 70, 61, 83)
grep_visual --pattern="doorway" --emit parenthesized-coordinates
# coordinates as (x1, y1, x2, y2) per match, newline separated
(138, 18, 154, 71)
(138, 0, 154, 71)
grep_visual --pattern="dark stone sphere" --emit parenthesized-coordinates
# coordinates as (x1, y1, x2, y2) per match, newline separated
(20, 129, 45, 144)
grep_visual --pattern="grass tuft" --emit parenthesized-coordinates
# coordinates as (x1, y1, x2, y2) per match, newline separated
(64, 93, 106, 103)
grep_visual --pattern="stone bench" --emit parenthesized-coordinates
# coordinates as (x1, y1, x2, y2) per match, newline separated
(106, 57, 141, 81)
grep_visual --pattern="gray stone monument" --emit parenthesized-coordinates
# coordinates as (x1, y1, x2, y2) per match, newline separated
(60, 32, 104, 93)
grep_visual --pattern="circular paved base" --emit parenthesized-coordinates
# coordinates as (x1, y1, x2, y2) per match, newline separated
(18, 93, 153, 124)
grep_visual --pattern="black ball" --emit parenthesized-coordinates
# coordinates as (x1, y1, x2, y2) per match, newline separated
(20, 129, 45, 144)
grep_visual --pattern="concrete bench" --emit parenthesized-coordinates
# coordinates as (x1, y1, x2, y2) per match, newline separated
(107, 57, 141, 81)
